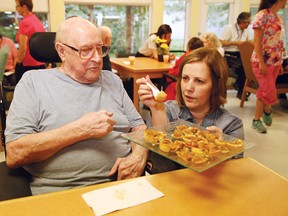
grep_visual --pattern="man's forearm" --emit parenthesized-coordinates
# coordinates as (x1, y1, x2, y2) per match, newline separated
(5, 121, 88, 168)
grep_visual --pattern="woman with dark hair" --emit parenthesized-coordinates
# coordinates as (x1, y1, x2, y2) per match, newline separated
(251, 0, 287, 133)
(15, 0, 46, 83)
(136, 24, 175, 61)
(136, 47, 244, 173)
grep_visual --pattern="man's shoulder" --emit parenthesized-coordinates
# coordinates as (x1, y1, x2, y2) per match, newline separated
(23, 68, 57, 80)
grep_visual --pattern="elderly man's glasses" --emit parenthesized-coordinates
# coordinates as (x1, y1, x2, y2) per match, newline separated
(62, 43, 109, 59)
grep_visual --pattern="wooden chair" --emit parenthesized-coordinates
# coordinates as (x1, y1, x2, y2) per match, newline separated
(239, 41, 288, 107)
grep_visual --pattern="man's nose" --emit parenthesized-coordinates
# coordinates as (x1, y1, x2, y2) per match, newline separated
(90, 50, 101, 62)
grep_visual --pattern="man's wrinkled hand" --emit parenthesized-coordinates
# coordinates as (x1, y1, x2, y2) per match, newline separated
(109, 155, 146, 180)
(76, 110, 116, 138)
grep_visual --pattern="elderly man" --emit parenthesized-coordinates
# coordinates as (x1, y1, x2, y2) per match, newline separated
(220, 12, 252, 100)
(5, 17, 148, 195)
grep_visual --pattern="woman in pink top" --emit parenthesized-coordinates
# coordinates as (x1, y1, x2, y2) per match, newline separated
(251, 0, 287, 133)
(0, 34, 17, 71)
(15, 0, 46, 83)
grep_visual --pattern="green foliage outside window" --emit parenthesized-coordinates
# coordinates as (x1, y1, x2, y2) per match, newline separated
(65, 4, 149, 57)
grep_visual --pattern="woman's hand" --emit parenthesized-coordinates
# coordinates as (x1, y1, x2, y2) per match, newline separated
(169, 53, 175, 60)
(136, 75, 164, 109)
(205, 126, 223, 139)
(279, 66, 284, 75)
(259, 61, 268, 75)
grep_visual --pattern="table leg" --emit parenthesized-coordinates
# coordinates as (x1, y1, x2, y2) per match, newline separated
(133, 78, 139, 110)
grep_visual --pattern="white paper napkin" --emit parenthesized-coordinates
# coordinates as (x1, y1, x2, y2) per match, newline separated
(82, 178, 164, 216)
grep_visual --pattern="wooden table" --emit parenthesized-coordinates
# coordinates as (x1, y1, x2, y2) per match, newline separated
(1, 158, 288, 216)
(110, 57, 173, 110)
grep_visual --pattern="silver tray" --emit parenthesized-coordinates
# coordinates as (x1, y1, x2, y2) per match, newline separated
(122, 120, 256, 172)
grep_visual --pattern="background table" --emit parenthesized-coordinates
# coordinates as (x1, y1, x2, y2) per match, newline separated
(1, 158, 288, 216)
(110, 57, 173, 110)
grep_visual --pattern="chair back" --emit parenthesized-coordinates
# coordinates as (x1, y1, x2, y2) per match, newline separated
(0, 46, 8, 149)
(29, 32, 61, 63)
(239, 41, 257, 82)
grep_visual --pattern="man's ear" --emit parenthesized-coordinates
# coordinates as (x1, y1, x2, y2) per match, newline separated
(55, 43, 65, 61)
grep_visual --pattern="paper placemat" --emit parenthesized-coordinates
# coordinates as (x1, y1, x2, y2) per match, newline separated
(82, 178, 164, 216)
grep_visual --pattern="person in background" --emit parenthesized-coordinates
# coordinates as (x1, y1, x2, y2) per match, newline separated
(251, 0, 287, 133)
(14, 0, 46, 83)
(136, 48, 243, 174)
(136, 24, 175, 61)
(99, 26, 112, 71)
(164, 37, 204, 101)
(5, 17, 148, 195)
(202, 32, 225, 57)
(0, 34, 17, 72)
(220, 12, 252, 100)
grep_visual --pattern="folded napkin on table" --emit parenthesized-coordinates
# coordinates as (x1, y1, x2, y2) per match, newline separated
(82, 178, 164, 216)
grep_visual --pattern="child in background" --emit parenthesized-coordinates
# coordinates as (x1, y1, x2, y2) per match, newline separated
(251, 0, 286, 133)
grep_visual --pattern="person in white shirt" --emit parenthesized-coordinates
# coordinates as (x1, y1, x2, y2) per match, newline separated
(220, 12, 252, 100)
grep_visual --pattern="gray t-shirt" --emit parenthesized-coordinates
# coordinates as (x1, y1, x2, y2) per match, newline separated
(5, 68, 144, 195)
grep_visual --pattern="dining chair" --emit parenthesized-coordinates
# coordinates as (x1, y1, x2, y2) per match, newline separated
(239, 41, 288, 107)
(238, 41, 258, 107)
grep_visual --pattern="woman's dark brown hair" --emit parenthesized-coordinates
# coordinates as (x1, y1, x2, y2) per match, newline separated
(176, 47, 228, 113)
(18, 0, 33, 11)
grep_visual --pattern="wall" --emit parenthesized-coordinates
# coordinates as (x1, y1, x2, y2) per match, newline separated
(49, 0, 65, 31)
(0, 0, 48, 12)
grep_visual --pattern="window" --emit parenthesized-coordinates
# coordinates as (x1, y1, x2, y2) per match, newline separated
(65, 4, 149, 57)
(205, 3, 229, 37)
(164, 0, 187, 52)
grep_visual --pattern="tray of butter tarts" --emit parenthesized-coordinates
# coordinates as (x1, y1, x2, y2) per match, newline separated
(122, 120, 256, 172)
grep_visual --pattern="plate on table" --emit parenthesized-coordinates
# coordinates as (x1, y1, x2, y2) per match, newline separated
(122, 120, 256, 172)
